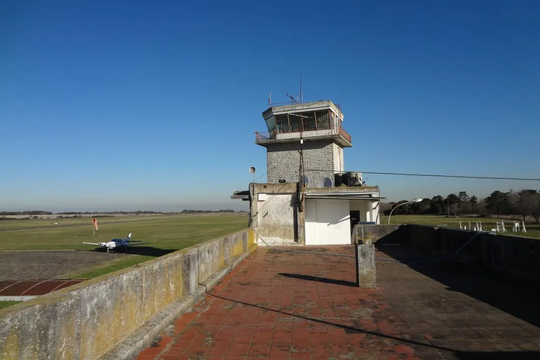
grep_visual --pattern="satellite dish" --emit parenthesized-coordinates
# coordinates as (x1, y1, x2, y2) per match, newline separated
(249, 167, 256, 174)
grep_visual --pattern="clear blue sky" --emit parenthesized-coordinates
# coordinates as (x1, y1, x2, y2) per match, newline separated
(1, 0, 539, 212)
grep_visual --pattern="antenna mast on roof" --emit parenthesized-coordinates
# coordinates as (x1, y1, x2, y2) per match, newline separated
(286, 92, 297, 103)
(300, 75, 303, 103)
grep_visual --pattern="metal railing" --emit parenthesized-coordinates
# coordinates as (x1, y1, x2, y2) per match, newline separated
(255, 123, 351, 143)
(339, 126, 352, 143)
(255, 131, 271, 142)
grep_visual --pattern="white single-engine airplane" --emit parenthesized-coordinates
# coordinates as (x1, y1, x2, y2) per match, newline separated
(83, 232, 147, 252)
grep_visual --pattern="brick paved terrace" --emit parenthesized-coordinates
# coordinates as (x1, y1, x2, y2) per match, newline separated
(136, 245, 540, 360)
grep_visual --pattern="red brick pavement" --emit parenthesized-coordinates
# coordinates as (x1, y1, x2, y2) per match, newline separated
(136, 246, 540, 360)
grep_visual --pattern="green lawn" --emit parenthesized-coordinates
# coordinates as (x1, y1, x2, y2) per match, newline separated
(0, 214, 248, 251)
(382, 214, 540, 239)
(0, 301, 21, 310)
(0, 213, 249, 279)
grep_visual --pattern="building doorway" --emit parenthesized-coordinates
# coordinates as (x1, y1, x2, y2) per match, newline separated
(350, 210, 360, 233)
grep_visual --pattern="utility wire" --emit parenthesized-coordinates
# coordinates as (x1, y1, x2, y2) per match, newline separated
(253, 172, 267, 182)
(304, 169, 540, 182)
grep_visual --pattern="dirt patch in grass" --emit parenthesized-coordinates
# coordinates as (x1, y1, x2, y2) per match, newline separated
(0, 250, 128, 280)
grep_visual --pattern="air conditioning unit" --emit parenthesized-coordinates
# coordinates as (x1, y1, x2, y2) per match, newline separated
(346, 172, 364, 186)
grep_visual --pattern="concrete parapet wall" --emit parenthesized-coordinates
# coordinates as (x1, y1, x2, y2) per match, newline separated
(250, 183, 300, 244)
(356, 224, 540, 284)
(0, 228, 256, 360)
(353, 224, 402, 244)
(405, 225, 540, 281)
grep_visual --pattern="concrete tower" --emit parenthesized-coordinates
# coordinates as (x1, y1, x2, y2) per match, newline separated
(255, 100, 352, 188)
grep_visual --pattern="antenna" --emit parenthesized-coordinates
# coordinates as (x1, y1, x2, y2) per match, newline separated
(286, 92, 297, 103)
(268, 92, 272, 106)
(300, 75, 303, 103)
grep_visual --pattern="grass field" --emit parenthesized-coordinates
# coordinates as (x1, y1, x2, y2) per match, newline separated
(0, 214, 248, 278)
(0, 301, 21, 310)
(2, 212, 536, 282)
(383, 215, 540, 239)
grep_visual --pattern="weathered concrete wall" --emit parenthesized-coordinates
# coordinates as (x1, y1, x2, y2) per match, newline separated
(0, 228, 256, 360)
(250, 183, 302, 244)
(355, 224, 540, 284)
(404, 225, 540, 283)
(353, 224, 402, 244)
(266, 140, 337, 187)
(332, 143, 344, 172)
(256, 194, 296, 242)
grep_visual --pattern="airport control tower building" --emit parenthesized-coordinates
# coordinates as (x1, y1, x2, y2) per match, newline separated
(255, 100, 355, 188)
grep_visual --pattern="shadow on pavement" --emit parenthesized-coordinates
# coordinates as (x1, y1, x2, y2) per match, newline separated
(456, 352, 539, 359)
(209, 292, 540, 359)
(376, 242, 540, 330)
(278, 272, 357, 287)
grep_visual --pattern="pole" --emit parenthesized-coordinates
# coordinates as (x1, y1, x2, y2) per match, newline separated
(387, 201, 411, 224)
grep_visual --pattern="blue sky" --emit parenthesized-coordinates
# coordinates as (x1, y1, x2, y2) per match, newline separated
(1, 0, 539, 211)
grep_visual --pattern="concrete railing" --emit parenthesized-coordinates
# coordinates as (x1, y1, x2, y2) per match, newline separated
(352, 224, 402, 244)
(354, 223, 540, 285)
(0, 228, 256, 360)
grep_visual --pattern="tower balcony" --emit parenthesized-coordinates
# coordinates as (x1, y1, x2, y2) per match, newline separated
(255, 122, 352, 147)
(257, 100, 352, 147)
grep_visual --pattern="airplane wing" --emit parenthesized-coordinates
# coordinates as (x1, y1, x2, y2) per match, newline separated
(83, 242, 102, 246)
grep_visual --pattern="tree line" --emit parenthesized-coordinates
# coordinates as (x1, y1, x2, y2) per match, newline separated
(0, 211, 53, 215)
(383, 189, 540, 222)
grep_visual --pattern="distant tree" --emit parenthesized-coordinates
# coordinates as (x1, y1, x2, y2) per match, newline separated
(420, 198, 433, 214)
(516, 189, 539, 221)
(430, 195, 445, 215)
(533, 199, 540, 223)
(485, 191, 510, 216)
(507, 190, 520, 215)
(385, 200, 410, 216)
(380, 202, 393, 214)
(445, 194, 459, 216)
(458, 191, 470, 213)
(469, 195, 479, 213)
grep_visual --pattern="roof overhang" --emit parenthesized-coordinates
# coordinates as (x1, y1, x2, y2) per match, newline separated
(256, 133, 352, 148)
(231, 190, 250, 200)
(305, 189, 384, 201)
(262, 100, 341, 120)
(305, 194, 385, 201)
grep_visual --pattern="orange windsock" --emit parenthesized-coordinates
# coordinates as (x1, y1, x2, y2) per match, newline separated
(92, 218, 98, 231)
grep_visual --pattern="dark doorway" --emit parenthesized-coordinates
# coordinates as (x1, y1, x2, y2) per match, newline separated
(350, 210, 360, 233)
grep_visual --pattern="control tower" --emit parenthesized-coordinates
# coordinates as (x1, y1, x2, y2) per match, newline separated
(255, 100, 352, 188)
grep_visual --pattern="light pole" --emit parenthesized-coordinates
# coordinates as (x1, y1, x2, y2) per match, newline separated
(387, 198, 422, 224)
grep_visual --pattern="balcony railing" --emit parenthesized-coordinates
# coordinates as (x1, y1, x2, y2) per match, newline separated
(255, 123, 351, 144)
(338, 126, 352, 143)
(255, 131, 270, 142)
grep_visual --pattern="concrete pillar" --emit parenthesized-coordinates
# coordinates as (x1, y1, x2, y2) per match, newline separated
(296, 185, 306, 245)
(248, 183, 257, 228)
(355, 244, 376, 288)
